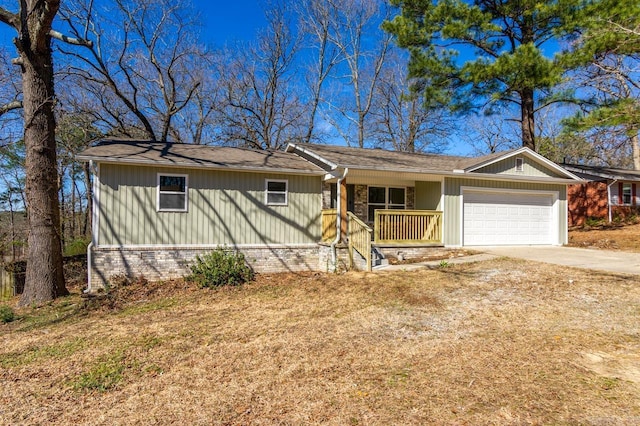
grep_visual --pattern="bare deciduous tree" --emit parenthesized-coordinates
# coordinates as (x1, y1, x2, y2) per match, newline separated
(296, 0, 341, 143)
(461, 110, 521, 155)
(326, 0, 392, 148)
(566, 55, 640, 169)
(371, 57, 451, 153)
(215, 6, 306, 150)
(59, 0, 209, 142)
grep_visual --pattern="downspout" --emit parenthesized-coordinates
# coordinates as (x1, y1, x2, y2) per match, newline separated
(607, 179, 617, 223)
(85, 160, 95, 294)
(330, 168, 348, 272)
(86, 242, 93, 294)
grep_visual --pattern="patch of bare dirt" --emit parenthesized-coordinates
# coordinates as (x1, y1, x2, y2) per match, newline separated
(578, 349, 640, 386)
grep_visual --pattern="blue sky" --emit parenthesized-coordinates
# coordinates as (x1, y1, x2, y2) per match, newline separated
(0, 0, 269, 46)
(197, 0, 267, 45)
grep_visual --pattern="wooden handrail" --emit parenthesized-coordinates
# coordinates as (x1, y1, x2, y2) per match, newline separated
(348, 212, 372, 271)
(374, 210, 442, 244)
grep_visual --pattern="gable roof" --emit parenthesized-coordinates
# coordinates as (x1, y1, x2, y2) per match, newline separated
(77, 140, 326, 175)
(465, 146, 580, 179)
(561, 163, 640, 182)
(286, 143, 580, 181)
(286, 142, 506, 173)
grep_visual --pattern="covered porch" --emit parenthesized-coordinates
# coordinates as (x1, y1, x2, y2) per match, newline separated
(320, 169, 445, 271)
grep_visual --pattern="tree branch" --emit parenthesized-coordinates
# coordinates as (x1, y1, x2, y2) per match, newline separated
(0, 100, 22, 117)
(49, 29, 93, 47)
(0, 7, 18, 29)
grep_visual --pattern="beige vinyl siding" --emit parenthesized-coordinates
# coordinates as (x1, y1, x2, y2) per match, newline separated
(415, 181, 442, 210)
(474, 156, 565, 178)
(97, 164, 322, 246)
(443, 177, 567, 246)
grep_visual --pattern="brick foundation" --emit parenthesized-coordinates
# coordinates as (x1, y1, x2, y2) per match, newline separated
(88, 243, 444, 290)
(377, 245, 447, 261)
(89, 245, 323, 290)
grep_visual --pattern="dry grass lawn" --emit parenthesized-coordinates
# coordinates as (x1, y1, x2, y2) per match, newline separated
(569, 222, 640, 252)
(2, 258, 640, 425)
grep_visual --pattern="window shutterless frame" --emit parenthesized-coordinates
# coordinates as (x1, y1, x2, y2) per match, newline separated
(622, 183, 632, 205)
(367, 186, 406, 221)
(157, 173, 188, 212)
(265, 179, 288, 206)
(515, 157, 524, 172)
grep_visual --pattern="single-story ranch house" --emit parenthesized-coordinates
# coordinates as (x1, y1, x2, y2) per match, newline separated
(78, 140, 581, 290)
(562, 163, 640, 226)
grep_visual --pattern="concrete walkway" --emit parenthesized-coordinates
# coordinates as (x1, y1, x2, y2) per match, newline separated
(378, 246, 640, 275)
(476, 246, 640, 275)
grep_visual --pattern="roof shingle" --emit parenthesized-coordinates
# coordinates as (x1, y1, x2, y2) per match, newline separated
(77, 140, 326, 174)
(289, 143, 512, 173)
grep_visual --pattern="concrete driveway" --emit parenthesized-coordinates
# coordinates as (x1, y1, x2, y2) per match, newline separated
(476, 246, 640, 275)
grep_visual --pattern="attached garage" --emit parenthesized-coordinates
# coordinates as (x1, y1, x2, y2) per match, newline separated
(462, 189, 558, 246)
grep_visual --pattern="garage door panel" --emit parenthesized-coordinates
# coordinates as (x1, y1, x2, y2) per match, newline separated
(463, 190, 554, 246)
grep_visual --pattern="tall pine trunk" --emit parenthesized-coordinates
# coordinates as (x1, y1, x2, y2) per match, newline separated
(17, 1, 67, 305)
(521, 87, 536, 151)
(631, 131, 640, 171)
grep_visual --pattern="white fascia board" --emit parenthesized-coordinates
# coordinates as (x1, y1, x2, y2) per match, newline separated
(454, 171, 582, 185)
(286, 143, 338, 170)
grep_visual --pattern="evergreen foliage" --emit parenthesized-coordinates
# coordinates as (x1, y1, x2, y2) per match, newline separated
(186, 248, 254, 288)
(384, 0, 579, 150)
(559, 0, 640, 168)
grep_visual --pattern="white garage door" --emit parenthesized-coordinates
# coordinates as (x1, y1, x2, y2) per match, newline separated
(463, 190, 555, 246)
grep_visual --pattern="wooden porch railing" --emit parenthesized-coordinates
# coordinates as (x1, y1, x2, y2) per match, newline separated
(374, 210, 443, 244)
(348, 212, 372, 271)
(321, 209, 337, 242)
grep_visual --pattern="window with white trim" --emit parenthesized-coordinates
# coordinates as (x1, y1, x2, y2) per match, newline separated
(623, 183, 632, 205)
(515, 157, 524, 172)
(266, 179, 288, 206)
(157, 174, 188, 212)
(368, 186, 406, 221)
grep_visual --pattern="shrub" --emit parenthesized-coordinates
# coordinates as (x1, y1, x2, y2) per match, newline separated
(0, 305, 15, 323)
(64, 237, 91, 256)
(584, 216, 605, 228)
(186, 248, 254, 288)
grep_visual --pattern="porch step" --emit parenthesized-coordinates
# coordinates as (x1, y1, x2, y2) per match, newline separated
(371, 246, 388, 267)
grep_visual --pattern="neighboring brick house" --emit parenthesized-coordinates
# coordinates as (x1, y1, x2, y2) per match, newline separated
(562, 164, 640, 226)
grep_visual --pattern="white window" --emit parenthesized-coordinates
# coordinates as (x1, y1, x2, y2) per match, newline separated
(515, 157, 524, 172)
(157, 173, 188, 212)
(623, 183, 632, 205)
(266, 179, 288, 206)
(368, 186, 406, 221)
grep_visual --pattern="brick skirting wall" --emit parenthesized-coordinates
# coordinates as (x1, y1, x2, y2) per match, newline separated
(89, 245, 324, 290)
(88, 243, 439, 290)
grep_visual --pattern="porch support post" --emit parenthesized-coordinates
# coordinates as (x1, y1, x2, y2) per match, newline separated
(340, 177, 348, 242)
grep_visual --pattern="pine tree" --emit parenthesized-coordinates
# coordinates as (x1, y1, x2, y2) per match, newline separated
(384, 0, 577, 151)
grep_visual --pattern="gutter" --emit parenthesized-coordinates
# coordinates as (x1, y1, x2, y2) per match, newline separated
(75, 156, 326, 176)
(85, 159, 97, 294)
(331, 168, 348, 272)
(607, 179, 618, 223)
(85, 242, 93, 294)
